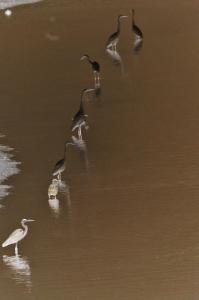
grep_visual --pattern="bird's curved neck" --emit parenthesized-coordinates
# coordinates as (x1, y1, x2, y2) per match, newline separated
(80, 93, 85, 112)
(63, 146, 67, 158)
(132, 11, 135, 25)
(117, 17, 121, 32)
(86, 56, 93, 64)
(21, 221, 28, 235)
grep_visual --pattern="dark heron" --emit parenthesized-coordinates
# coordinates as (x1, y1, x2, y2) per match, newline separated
(71, 88, 94, 140)
(106, 14, 128, 51)
(2, 219, 35, 256)
(52, 141, 74, 181)
(81, 54, 100, 88)
(132, 9, 143, 42)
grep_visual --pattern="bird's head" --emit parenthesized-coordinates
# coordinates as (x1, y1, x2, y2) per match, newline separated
(80, 54, 89, 61)
(118, 14, 128, 20)
(22, 218, 35, 223)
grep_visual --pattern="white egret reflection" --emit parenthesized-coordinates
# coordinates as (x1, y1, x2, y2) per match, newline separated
(3, 255, 32, 291)
(0, 144, 20, 203)
(0, 0, 43, 10)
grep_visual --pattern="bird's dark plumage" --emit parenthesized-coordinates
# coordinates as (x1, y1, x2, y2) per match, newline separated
(132, 9, 143, 39)
(81, 54, 100, 73)
(71, 100, 86, 131)
(53, 158, 65, 176)
(106, 15, 128, 49)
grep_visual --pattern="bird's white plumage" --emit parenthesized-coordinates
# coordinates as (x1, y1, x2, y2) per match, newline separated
(2, 228, 24, 247)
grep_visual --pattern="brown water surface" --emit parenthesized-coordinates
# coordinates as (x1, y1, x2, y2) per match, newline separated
(0, 0, 199, 299)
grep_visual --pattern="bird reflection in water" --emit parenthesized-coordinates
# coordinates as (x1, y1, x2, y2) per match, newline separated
(48, 197, 60, 218)
(72, 135, 89, 170)
(48, 178, 59, 199)
(48, 179, 72, 217)
(48, 178, 60, 217)
(48, 182, 72, 218)
(133, 38, 143, 54)
(59, 182, 72, 213)
(106, 48, 124, 75)
(3, 255, 32, 291)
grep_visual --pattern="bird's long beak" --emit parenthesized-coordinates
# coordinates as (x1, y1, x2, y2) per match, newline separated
(121, 15, 128, 19)
(27, 219, 35, 222)
(85, 88, 95, 93)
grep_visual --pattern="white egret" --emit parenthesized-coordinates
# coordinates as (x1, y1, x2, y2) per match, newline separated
(2, 219, 35, 256)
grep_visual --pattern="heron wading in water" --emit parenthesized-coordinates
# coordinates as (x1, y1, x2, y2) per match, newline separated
(131, 9, 143, 43)
(2, 219, 35, 256)
(52, 141, 74, 181)
(106, 14, 128, 51)
(71, 88, 94, 140)
(81, 54, 100, 88)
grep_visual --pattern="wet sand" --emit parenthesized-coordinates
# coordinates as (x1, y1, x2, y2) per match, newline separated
(0, 0, 199, 299)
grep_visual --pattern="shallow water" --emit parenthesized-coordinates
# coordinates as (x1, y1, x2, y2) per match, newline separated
(0, 0, 199, 299)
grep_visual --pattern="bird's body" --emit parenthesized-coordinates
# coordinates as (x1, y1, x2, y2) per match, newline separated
(106, 15, 128, 51)
(71, 88, 94, 139)
(2, 219, 34, 256)
(48, 178, 59, 198)
(81, 55, 100, 88)
(52, 142, 73, 181)
(53, 158, 66, 178)
(132, 9, 143, 42)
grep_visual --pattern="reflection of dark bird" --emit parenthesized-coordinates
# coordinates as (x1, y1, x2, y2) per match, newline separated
(81, 54, 100, 87)
(72, 135, 89, 170)
(106, 48, 124, 75)
(52, 141, 74, 181)
(106, 15, 128, 51)
(132, 9, 143, 42)
(71, 88, 94, 139)
(2, 219, 34, 256)
(133, 38, 143, 54)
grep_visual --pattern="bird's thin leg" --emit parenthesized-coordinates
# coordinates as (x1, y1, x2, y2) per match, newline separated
(97, 73, 100, 86)
(94, 75, 97, 89)
(78, 126, 82, 140)
(80, 126, 83, 140)
(15, 243, 18, 256)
